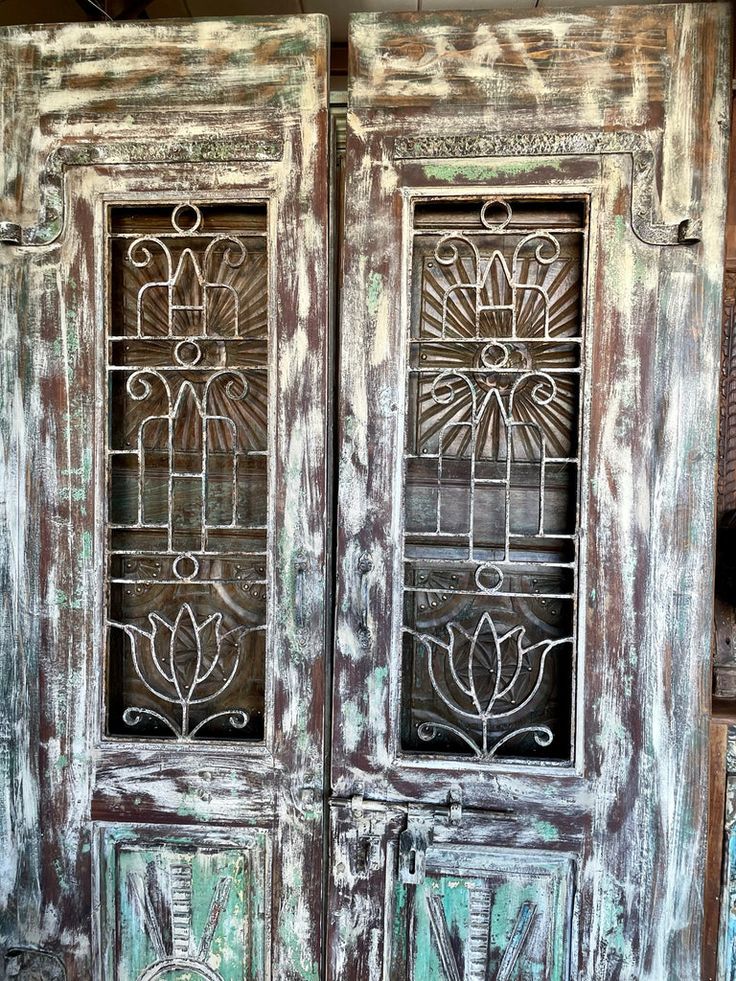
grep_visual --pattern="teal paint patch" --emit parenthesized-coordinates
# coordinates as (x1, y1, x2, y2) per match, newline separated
(367, 665, 388, 716)
(80, 530, 93, 562)
(367, 272, 383, 317)
(423, 160, 565, 183)
(414, 877, 470, 981)
(112, 836, 267, 981)
(54, 588, 82, 611)
(532, 820, 559, 843)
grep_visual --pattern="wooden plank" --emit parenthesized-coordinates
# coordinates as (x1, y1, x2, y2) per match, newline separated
(349, 7, 668, 120)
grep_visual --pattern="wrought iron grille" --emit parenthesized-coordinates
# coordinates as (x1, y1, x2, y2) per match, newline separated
(401, 197, 587, 763)
(105, 202, 269, 741)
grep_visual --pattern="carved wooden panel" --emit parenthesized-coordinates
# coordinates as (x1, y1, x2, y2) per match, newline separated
(97, 825, 268, 981)
(392, 846, 574, 981)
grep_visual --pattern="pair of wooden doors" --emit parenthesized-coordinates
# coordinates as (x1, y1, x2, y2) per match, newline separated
(0, 5, 730, 980)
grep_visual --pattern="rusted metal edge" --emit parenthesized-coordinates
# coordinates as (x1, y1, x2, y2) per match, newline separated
(393, 131, 700, 247)
(0, 135, 284, 247)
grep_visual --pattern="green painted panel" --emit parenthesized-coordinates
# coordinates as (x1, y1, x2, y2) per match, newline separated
(98, 826, 268, 981)
(392, 845, 574, 981)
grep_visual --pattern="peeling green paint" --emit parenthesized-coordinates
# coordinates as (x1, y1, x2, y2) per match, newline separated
(533, 819, 559, 843)
(367, 271, 383, 317)
(423, 159, 566, 183)
(54, 588, 82, 611)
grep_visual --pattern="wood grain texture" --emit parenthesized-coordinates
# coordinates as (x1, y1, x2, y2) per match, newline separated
(331, 4, 731, 979)
(348, 7, 667, 120)
(703, 721, 728, 981)
(0, 17, 330, 980)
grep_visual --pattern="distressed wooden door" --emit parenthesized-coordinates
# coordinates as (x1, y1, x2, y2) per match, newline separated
(330, 5, 731, 980)
(0, 17, 329, 980)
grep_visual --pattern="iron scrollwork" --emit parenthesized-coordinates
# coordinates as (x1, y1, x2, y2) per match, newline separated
(402, 196, 579, 763)
(106, 202, 268, 741)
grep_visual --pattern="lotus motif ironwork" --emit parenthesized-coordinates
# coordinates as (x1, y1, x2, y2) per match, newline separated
(409, 609, 571, 759)
(111, 602, 254, 740)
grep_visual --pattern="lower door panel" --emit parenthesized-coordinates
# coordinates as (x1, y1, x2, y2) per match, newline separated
(96, 824, 271, 981)
(327, 802, 577, 981)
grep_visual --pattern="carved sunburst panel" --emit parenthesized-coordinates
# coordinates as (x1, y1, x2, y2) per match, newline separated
(409, 227, 583, 464)
(401, 198, 585, 764)
(109, 367, 268, 456)
(109, 203, 268, 341)
(415, 237, 583, 343)
(105, 203, 270, 742)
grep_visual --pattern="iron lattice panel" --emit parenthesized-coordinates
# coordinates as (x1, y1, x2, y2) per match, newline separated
(401, 196, 587, 764)
(105, 202, 269, 742)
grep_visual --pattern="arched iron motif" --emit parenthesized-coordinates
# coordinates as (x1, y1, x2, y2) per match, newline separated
(402, 196, 581, 762)
(106, 202, 269, 741)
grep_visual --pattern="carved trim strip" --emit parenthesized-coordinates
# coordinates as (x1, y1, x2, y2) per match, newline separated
(720, 269, 736, 515)
(497, 901, 537, 981)
(0, 136, 284, 247)
(426, 892, 463, 981)
(393, 131, 700, 247)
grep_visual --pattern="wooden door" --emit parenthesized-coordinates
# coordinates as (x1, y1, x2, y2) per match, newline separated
(0, 17, 329, 980)
(329, 5, 731, 980)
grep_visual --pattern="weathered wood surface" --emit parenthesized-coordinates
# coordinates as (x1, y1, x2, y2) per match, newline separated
(0, 17, 329, 980)
(718, 729, 736, 979)
(331, 4, 730, 979)
(703, 721, 728, 980)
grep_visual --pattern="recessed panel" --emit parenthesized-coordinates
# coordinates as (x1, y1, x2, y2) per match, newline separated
(392, 844, 575, 981)
(98, 825, 269, 981)
(105, 203, 269, 742)
(401, 197, 586, 763)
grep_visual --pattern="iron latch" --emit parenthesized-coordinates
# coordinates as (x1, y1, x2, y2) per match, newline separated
(398, 793, 463, 885)
(398, 813, 434, 884)
(334, 792, 471, 885)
